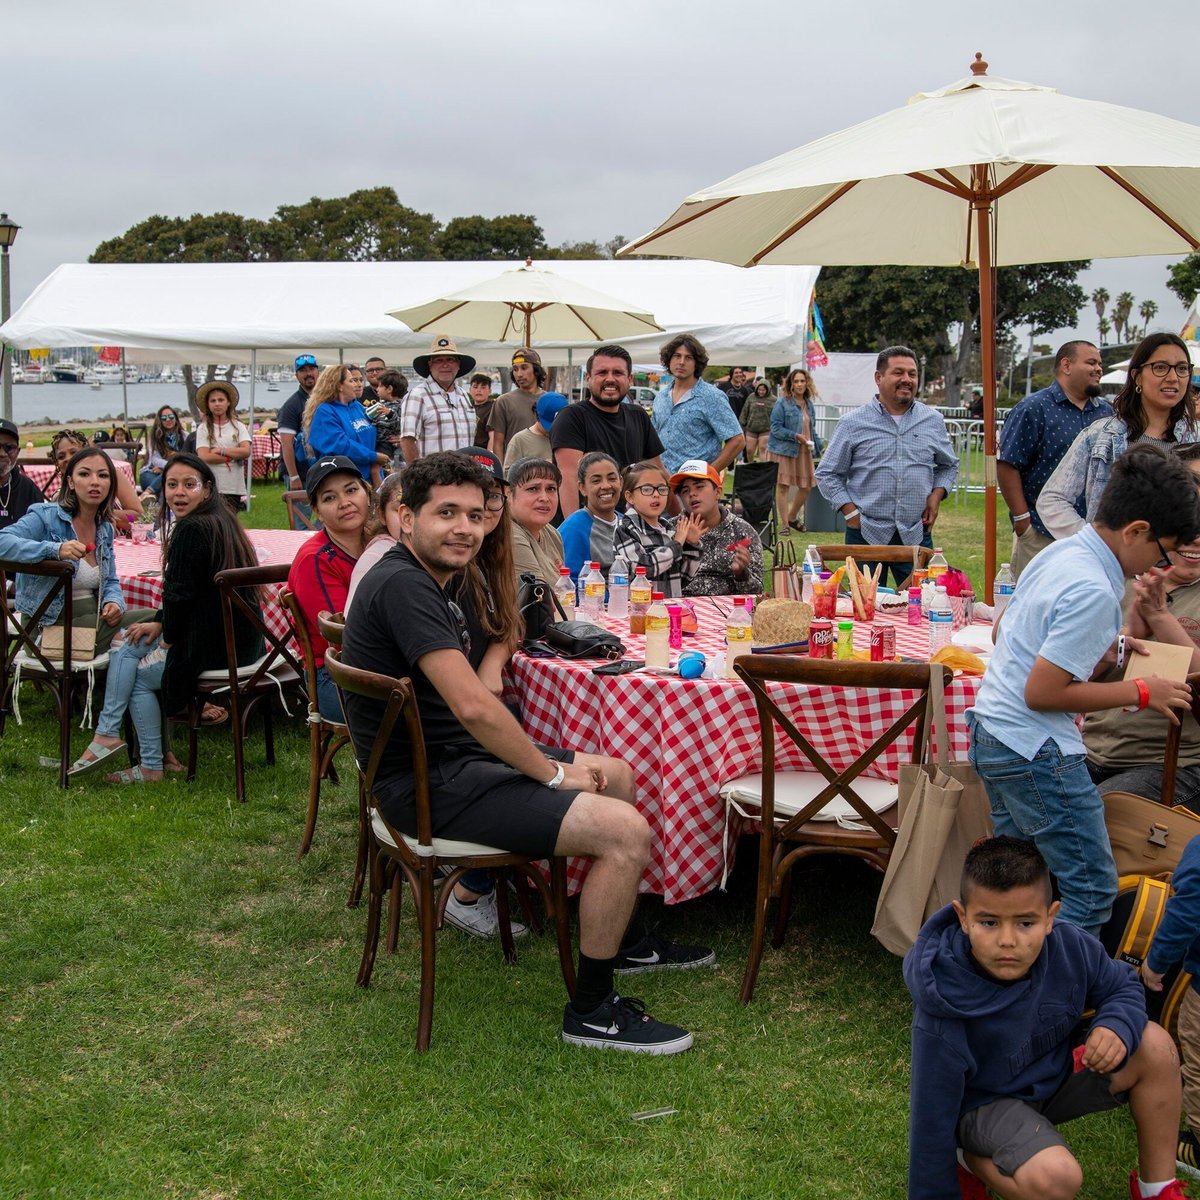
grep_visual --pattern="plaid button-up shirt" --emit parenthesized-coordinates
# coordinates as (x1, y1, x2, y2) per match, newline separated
(400, 378, 475, 456)
(612, 511, 698, 598)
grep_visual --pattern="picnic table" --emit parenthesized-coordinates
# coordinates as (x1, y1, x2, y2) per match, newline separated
(22, 459, 136, 496)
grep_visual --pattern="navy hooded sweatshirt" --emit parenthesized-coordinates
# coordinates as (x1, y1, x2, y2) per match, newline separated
(903, 903, 1146, 1200)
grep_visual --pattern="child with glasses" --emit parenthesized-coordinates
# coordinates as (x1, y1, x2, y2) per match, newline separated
(612, 461, 701, 598)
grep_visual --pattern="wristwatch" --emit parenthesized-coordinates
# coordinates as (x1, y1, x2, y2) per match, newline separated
(544, 761, 566, 790)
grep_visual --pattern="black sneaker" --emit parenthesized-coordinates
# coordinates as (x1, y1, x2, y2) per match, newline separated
(614, 931, 716, 975)
(561, 992, 693, 1055)
(1178, 1129, 1200, 1180)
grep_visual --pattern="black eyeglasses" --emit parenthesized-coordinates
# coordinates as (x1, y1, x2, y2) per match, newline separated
(295, 355, 318, 369)
(446, 599, 472, 657)
(1144, 361, 1192, 379)
(484, 492, 506, 512)
(632, 484, 670, 497)
(1155, 537, 1174, 569)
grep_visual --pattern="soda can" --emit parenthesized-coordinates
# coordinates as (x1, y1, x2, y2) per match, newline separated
(809, 621, 833, 659)
(870, 623, 895, 662)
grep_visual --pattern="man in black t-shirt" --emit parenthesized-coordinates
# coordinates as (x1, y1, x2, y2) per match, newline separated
(340, 452, 692, 1054)
(550, 344, 666, 516)
(0, 419, 42, 529)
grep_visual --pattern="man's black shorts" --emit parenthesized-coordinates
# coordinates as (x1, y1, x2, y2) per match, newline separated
(376, 745, 579, 858)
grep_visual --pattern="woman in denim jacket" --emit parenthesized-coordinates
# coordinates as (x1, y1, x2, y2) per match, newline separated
(1038, 333, 1198, 540)
(0, 447, 153, 656)
(766, 368, 823, 533)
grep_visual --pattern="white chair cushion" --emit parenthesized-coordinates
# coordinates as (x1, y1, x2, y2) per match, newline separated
(13, 649, 111, 674)
(197, 657, 298, 683)
(370, 809, 507, 858)
(720, 771, 897, 823)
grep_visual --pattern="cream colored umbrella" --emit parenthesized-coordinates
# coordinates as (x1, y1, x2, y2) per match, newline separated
(388, 259, 663, 349)
(621, 54, 1200, 593)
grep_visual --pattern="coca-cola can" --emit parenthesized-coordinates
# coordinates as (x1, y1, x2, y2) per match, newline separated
(870, 623, 895, 662)
(810, 621, 833, 659)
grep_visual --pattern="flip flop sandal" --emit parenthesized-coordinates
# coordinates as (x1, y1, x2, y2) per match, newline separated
(104, 766, 162, 784)
(68, 740, 128, 778)
(201, 705, 229, 726)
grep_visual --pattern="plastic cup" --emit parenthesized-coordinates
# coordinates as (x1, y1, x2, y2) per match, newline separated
(859, 578, 877, 622)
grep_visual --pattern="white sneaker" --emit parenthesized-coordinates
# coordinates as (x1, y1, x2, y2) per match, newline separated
(443, 888, 528, 939)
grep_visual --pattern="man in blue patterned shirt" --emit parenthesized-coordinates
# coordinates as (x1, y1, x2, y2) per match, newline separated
(816, 346, 959, 587)
(997, 341, 1110, 578)
(651, 334, 745, 475)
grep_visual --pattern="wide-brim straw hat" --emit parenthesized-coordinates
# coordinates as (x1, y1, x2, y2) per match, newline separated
(413, 334, 477, 379)
(196, 380, 241, 414)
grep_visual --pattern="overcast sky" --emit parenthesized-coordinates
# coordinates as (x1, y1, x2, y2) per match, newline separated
(5, 0, 1195, 351)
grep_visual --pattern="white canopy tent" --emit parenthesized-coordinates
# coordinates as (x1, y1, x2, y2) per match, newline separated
(0, 260, 819, 367)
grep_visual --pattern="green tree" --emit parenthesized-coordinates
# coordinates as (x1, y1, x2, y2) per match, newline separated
(1139, 298, 1159, 336)
(818, 261, 1089, 402)
(1091, 287, 1109, 345)
(1113, 291, 1135, 343)
(1168, 255, 1200, 307)
(91, 212, 269, 263)
(436, 214, 547, 260)
(267, 187, 440, 260)
(1099, 315, 1111, 343)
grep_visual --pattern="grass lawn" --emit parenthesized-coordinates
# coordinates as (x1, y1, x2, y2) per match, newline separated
(0, 479, 1152, 1199)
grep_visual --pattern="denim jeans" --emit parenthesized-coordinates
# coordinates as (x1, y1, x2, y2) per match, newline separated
(844, 526, 933, 589)
(139, 468, 164, 494)
(968, 715, 1117, 933)
(96, 637, 167, 770)
(1089, 760, 1200, 816)
(315, 665, 343, 724)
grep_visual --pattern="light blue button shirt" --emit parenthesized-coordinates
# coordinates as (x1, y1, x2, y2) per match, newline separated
(652, 378, 744, 473)
(971, 524, 1125, 760)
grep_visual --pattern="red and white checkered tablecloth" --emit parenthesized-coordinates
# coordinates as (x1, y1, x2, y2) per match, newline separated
(250, 431, 280, 480)
(22, 460, 136, 495)
(114, 528, 313, 642)
(511, 601, 984, 905)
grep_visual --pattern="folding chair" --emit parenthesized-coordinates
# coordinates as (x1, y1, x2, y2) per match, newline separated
(726, 654, 951, 1002)
(815, 544, 935, 591)
(731, 461, 779, 554)
(179, 564, 305, 804)
(324, 647, 575, 1052)
(0, 558, 113, 787)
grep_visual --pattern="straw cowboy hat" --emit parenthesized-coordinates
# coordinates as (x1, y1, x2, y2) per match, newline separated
(412, 334, 477, 379)
(196, 380, 241, 413)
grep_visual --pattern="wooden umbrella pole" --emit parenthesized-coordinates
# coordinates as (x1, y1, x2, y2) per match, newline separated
(973, 163, 998, 602)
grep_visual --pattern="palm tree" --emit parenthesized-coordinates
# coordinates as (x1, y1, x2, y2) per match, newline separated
(1092, 287, 1110, 345)
(1114, 292, 1135, 344)
(1139, 299, 1159, 338)
(1098, 316, 1111, 344)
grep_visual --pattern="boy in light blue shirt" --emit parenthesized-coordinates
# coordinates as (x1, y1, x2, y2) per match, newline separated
(970, 445, 1200, 933)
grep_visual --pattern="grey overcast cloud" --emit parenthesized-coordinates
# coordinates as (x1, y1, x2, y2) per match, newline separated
(5, 0, 1196, 349)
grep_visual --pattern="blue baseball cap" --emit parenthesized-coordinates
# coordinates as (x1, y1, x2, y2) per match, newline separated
(537, 392, 569, 431)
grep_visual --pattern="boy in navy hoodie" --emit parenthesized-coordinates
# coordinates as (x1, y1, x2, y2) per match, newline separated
(905, 837, 1184, 1200)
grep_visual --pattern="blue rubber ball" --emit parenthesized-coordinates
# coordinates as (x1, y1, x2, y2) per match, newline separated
(678, 651, 706, 679)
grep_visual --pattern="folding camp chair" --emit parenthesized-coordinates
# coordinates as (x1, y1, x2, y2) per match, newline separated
(730, 461, 779, 554)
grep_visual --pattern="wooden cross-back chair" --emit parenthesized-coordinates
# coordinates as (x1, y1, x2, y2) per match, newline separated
(179, 563, 304, 804)
(728, 654, 952, 1003)
(323, 646, 575, 1052)
(282, 491, 316, 531)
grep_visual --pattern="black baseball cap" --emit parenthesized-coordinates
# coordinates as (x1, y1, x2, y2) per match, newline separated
(0, 418, 18, 441)
(304, 455, 361, 501)
(453, 445, 507, 486)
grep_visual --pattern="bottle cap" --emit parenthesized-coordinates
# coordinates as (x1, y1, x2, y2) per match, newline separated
(590, 562, 600, 570)
(838, 621, 853, 630)
(652, 592, 665, 601)
(909, 587, 921, 598)
(559, 566, 570, 574)
(634, 566, 646, 574)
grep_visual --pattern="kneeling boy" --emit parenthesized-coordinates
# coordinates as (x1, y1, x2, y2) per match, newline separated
(905, 837, 1184, 1200)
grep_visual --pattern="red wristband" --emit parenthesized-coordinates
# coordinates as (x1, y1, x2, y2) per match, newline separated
(1134, 678, 1150, 710)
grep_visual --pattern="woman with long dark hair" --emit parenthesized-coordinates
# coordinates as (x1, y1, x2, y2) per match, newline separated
(0, 446, 155, 661)
(140, 406, 186, 493)
(1039, 333, 1199, 538)
(68, 453, 264, 782)
(194, 382, 252, 513)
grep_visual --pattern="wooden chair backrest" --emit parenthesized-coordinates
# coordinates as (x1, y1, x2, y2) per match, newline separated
(283, 491, 315, 530)
(0, 558, 76, 677)
(213, 563, 304, 691)
(278, 588, 318, 711)
(317, 610, 345, 650)
(732, 654, 952, 845)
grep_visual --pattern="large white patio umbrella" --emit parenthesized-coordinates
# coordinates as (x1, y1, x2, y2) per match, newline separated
(388, 259, 663, 349)
(620, 54, 1200, 594)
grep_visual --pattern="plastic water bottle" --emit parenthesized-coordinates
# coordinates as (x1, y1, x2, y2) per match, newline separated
(608, 555, 630, 620)
(993, 562, 1016, 619)
(582, 562, 606, 618)
(725, 597, 754, 678)
(629, 566, 652, 635)
(929, 586, 954, 655)
(644, 593, 670, 669)
(802, 544, 823, 604)
(554, 567, 576, 620)
(927, 547, 949, 580)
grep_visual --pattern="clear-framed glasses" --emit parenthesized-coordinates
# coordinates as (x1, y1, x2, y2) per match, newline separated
(484, 492, 506, 512)
(633, 484, 670, 497)
(1144, 361, 1192, 379)
(446, 599, 472, 657)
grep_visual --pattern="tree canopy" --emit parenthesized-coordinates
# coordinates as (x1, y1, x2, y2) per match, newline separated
(90, 190, 622, 265)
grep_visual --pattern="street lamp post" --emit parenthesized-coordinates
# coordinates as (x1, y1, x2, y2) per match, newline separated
(0, 214, 21, 424)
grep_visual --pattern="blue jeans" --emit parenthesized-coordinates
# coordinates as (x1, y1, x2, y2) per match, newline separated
(139, 468, 164, 494)
(96, 637, 167, 770)
(968, 715, 1117, 933)
(844, 526, 933, 589)
(315, 665, 343, 724)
